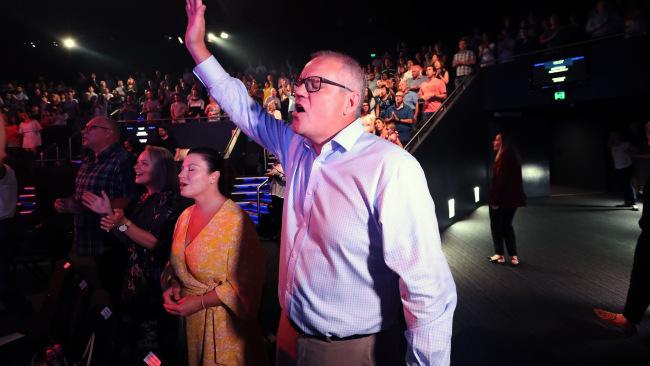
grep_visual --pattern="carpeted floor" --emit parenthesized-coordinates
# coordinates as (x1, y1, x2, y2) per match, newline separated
(445, 194, 650, 366)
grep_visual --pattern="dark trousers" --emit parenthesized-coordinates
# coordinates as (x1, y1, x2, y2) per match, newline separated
(489, 207, 518, 256)
(623, 231, 650, 324)
(614, 166, 636, 205)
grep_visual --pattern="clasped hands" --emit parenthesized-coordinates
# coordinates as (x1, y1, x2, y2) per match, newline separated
(162, 282, 204, 317)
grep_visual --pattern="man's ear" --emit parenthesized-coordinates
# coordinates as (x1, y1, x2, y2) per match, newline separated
(344, 93, 361, 117)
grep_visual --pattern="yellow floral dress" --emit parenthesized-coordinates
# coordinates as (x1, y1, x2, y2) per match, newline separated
(170, 200, 268, 366)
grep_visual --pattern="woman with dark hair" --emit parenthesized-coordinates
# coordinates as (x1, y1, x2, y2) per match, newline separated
(81, 145, 183, 363)
(162, 147, 267, 366)
(488, 133, 526, 266)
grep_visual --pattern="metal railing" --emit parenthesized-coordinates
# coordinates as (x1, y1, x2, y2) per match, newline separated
(256, 178, 271, 219)
(404, 73, 477, 152)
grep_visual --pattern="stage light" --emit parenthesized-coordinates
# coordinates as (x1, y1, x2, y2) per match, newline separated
(177, 36, 184, 44)
(474, 186, 480, 203)
(207, 32, 218, 42)
(448, 198, 455, 219)
(62, 38, 77, 49)
(220, 32, 229, 39)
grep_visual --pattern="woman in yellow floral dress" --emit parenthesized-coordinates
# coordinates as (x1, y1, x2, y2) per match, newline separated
(162, 147, 268, 366)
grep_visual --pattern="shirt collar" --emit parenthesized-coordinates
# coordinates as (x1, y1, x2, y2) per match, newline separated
(302, 118, 364, 153)
(332, 119, 364, 152)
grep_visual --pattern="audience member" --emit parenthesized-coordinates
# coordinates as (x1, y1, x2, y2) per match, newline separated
(487, 133, 526, 266)
(186, 88, 205, 120)
(53, 116, 135, 304)
(170, 93, 188, 123)
(186, 2, 457, 364)
(162, 147, 268, 366)
(143, 90, 162, 121)
(204, 96, 222, 121)
(594, 121, 650, 335)
(384, 91, 415, 146)
(17, 111, 42, 153)
(419, 65, 447, 125)
(81, 145, 182, 363)
(451, 38, 476, 88)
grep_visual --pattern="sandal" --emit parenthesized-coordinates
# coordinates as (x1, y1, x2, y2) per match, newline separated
(511, 256, 520, 266)
(488, 254, 505, 264)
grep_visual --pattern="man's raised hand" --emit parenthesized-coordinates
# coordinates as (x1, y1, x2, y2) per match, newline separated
(185, 0, 211, 64)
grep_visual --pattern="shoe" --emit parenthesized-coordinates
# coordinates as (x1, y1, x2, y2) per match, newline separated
(510, 256, 520, 266)
(593, 308, 638, 335)
(488, 254, 505, 264)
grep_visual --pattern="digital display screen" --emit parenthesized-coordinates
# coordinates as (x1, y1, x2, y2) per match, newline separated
(530, 56, 589, 89)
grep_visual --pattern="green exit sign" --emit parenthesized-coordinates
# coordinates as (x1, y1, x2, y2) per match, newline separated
(370, 53, 376, 58)
(554, 91, 566, 100)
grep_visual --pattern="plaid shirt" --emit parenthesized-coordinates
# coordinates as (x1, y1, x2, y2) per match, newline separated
(453, 49, 476, 76)
(73, 143, 135, 256)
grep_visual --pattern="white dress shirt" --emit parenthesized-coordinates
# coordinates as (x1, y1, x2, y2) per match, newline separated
(195, 56, 457, 366)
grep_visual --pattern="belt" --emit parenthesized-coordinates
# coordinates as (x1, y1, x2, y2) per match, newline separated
(289, 320, 376, 342)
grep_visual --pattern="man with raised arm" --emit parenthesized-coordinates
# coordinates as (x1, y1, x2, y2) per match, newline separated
(184, 1, 456, 365)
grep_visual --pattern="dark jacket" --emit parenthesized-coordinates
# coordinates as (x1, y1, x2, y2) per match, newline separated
(488, 149, 527, 208)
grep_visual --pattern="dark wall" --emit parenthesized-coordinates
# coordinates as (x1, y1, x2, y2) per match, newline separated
(482, 36, 650, 111)
(412, 77, 488, 229)
(121, 121, 236, 151)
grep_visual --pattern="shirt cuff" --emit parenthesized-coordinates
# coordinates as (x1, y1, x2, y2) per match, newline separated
(193, 55, 229, 89)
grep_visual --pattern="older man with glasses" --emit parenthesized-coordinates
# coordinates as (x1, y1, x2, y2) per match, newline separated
(184, 1, 456, 365)
(54, 116, 134, 306)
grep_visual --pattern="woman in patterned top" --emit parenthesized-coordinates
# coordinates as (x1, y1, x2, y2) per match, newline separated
(82, 145, 183, 364)
(162, 147, 267, 366)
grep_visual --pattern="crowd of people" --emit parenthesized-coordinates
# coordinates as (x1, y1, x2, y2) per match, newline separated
(1, 1, 644, 155)
(0, 1, 648, 365)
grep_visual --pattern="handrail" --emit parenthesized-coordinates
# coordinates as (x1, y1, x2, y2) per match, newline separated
(256, 178, 270, 219)
(223, 128, 241, 160)
(115, 116, 228, 124)
(405, 73, 477, 152)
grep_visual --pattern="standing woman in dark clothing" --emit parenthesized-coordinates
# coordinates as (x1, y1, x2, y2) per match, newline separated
(488, 133, 527, 266)
(82, 145, 183, 364)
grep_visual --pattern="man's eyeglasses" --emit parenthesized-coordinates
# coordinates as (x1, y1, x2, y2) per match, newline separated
(293, 76, 354, 95)
(82, 125, 112, 133)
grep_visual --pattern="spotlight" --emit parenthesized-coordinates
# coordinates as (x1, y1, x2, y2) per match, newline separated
(177, 36, 184, 44)
(473, 186, 480, 203)
(62, 38, 77, 49)
(207, 33, 218, 42)
(219, 32, 229, 39)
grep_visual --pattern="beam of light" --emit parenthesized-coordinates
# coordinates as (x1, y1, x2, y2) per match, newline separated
(220, 32, 229, 39)
(62, 38, 77, 49)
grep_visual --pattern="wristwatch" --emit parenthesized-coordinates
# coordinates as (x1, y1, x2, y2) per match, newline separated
(117, 219, 131, 233)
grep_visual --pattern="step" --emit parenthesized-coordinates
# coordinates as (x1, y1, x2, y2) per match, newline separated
(235, 177, 268, 182)
(231, 190, 271, 195)
(234, 183, 267, 189)
(236, 197, 272, 204)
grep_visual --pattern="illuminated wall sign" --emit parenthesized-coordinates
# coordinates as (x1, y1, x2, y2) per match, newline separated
(554, 91, 566, 100)
(531, 55, 588, 89)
